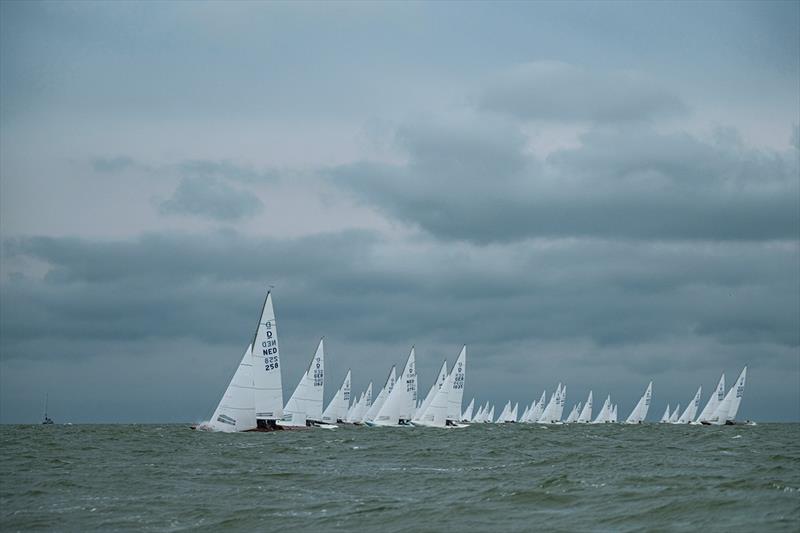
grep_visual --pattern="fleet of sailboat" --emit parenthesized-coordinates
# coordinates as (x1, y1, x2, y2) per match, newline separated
(197, 292, 753, 432)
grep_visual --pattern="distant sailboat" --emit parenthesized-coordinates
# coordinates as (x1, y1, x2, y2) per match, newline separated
(279, 338, 325, 428)
(538, 384, 563, 424)
(461, 398, 475, 423)
(577, 391, 592, 423)
(414, 359, 447, 423)
(676, 387, 702, 424)
(322, 369, 351, 424)
(624, 381, 653, 424)
(694, 373, 725, 424)
(707, 366, 747, 425)
(668, 404, 681, 424)
(592, 395, 612, 423)
(364, 366, 396, 424)
(42, 394, 54, 425)
(445, 346, 467, 425)
(348, 382, 373, 424)
(372, 348, 417, 426)
(659, 404, 671, 423)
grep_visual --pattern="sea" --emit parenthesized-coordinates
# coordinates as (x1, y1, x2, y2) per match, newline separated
(1, 423, 798, 532)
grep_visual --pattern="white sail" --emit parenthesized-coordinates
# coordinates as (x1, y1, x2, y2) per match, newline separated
(556, 385, 567, 421)
(487, 405, 495, 423)
(565, 402, 581, 423)
(414, 368, 453, 427)
(676, 386, 702, 424)
(205, 345, 256, 432)
(659, 404, 670, 423)
(496, 401, 510, 423)
(446, 346, 467, 422)
(538, 384, 562, 423)
(696, 373, 725, 423)
(364, 366, 396, 423)
(710, 366, 747, 425)
(462, 398, 475, 422)
(350, 382, 373, 423)
(668, 404, 681, 423)
(322, 369, 351, 424)
(251, 292, 283, 422)
(345, 392, 360, 423)
(527, 391, 546, 422)
(373, 348, 417, 426)
(472, 404, 483, 423)
(624, 381, 653, 424)
(592, 395, 612, 423)
(510, 402, 519, 422)
(414, 359, 447, 421)
(577, 391, 592, 423)
(281, 339, 325, 427)
(611, 404, 618, 423)
(520, 405, 530, 422)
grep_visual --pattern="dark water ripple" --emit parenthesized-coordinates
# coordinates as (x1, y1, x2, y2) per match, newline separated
(1, 424, 798, 532)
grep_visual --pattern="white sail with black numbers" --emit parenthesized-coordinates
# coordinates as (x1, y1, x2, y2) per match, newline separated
(280, 339, 324, 427)
(446, 346, 467, 423)
(373, 348, 417, 426)
(251, 292, 283, 422)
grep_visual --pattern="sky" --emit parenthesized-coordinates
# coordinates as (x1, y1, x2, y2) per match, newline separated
(1, 1, 798, 423)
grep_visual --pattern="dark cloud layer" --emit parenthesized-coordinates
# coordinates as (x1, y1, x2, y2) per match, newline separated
(2, 230, 797, 421)
(334, 120, 798, 244)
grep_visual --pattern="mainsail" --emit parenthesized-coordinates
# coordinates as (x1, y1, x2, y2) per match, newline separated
(624, 381, 653, 424)
(414, 359, 447, 422)
(659, 404, 670, 423)
(364, 366, 396, 423)
(373, 348, 417, 426)
(577, 391, 592, 423)
(446, 346, 467, 422)
(281, 338, 325, 427)
(676, 386, 702, 424)
(709, 366, 747, 425)
(322, 369, 351, 424)
(462, 398, 475, 422)
(696, 373, 725, 423)
(251, 292, 284, 424)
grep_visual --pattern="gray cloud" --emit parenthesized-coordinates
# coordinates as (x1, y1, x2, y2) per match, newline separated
(2, 231, 796, 423)
(158, 175, 263, 221)
(479, 61, 688, 123)
(334, 119, 798, 243)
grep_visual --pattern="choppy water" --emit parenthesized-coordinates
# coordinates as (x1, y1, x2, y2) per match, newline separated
(1, 423, 798, 532)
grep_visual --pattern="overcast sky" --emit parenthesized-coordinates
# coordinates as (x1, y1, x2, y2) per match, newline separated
(1, 1, 798, 423)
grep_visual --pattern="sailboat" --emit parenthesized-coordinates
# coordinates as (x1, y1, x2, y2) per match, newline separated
(445, 346, 467, 426)
(537, 383, 563, 424)
(706, 366, 747, 425)
(520, 404, 530, 423)
(675, 387, 702, 424)
(363, 366, 396, 424)
(526, 391, 546, 423)
(565, 402, 581, 423)
(694, 373, 725, 424)
(576, 391, 592, 423)
(414, 359, 448, 423)
(322, 369, 351, 425)
(668, 404, 681, 424)
(462, 398, 475, 422)
(279, 338, 326, 428)
(659, 404, 670, 423)
(624, 381, 652, 424)
(372, 348, 417, 426)
(197, 291, 284, 432)
(42, 394, 54, 425)
(348, 382, 372, 424)
(610, 404, 618, 423)
(496, 401, 511, 423)
(412, 365, 453, 428)
(592, 395, 612, 423)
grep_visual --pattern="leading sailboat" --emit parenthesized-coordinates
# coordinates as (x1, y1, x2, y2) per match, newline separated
(197, 291, 285, 432)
